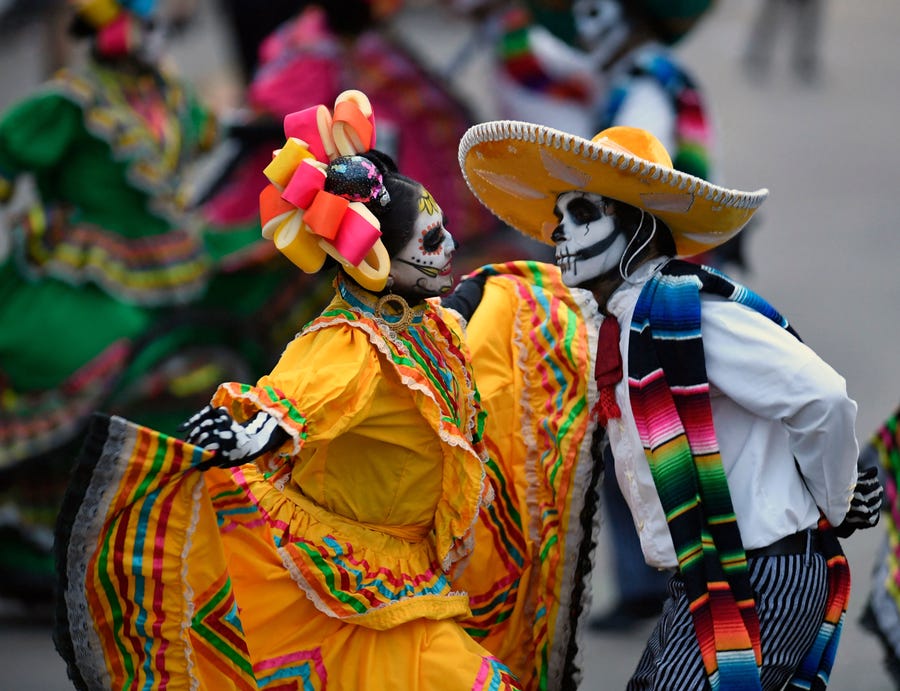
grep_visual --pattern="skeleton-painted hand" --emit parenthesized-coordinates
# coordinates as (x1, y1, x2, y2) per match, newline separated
(834, 466, 883, 538)
(181, 405, 287, 468)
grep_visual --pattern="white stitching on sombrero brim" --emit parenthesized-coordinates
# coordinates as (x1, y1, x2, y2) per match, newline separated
(459, 121, 768, 210)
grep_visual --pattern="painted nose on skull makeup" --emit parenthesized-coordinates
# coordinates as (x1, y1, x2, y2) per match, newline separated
(552, 191, 628, 286)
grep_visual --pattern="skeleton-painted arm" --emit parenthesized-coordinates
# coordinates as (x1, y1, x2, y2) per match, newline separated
(181, 404, 289, 468)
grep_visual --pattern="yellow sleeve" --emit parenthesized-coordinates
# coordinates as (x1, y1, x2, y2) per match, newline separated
(213, 324, 381, 451)
(261, 324, 381, 441)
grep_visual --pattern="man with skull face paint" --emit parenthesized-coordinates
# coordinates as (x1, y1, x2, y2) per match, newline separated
(54, 93, 522, 690)
(447, 0, 745, 633)
(458, 121, 881, 689)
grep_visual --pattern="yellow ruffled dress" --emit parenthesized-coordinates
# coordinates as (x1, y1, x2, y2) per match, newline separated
(453, 261, 602, 691)
(55, 274, 521, 690)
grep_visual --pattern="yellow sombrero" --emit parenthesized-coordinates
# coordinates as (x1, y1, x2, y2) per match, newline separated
(459, 121, 768, 258)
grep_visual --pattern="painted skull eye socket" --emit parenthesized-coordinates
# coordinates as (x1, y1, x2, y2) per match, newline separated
(422, 224, 445, 253)
(582, 0, 602, 19)
(565, 197, 604, 226)
(574, 0, 623, 44)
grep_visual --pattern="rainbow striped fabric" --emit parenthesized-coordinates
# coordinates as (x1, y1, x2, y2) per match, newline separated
(55, 413, 524, 690)
(496, 7, 594, 104)
(861, 405, 900, 680)
(55, 413, 259, 690)
(628, 260, 850, 690)
(16, 209, 209, 306)
(453, 261, 602, 690)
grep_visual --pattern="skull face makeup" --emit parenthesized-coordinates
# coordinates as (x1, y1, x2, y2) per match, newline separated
(573, 0, 630, 67)
(389, 187, 456, 298)
(550, 191, 629, 287)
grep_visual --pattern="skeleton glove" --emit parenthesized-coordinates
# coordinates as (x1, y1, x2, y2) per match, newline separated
(181, 405, 287, 468)
(834, 465, 884, 538)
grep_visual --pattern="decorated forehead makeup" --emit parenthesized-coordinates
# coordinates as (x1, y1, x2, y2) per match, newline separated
(417, 188, 438, 216)
(389, 185, 455, 298)
(415, 188, 448, 244)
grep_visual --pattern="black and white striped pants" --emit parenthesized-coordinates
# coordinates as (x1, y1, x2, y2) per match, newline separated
(628, 549, 830, 690)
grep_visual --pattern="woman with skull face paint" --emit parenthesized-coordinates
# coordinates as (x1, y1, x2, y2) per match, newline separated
(458, 121, 880, 689)
(54, 93, 522, 690)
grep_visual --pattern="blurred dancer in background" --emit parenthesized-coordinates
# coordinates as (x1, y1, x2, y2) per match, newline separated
(199, 0, 527, 285)
(860, 402, 900, 685)
(214, 0, 302, 84)
(452, 0, 750, 268)
(0, 0, 273, 605)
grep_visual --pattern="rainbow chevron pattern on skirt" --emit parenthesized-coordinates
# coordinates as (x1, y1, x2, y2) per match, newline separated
(55, 414, 521, 690)
(628, 260, 849, 690)
(54, 413, 260, 690)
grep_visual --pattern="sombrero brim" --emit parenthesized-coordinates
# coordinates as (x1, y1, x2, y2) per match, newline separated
(459, 121, 768, 258)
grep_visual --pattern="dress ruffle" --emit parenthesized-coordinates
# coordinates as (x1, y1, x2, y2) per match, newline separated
(230, 464, 472, 629)
(55, 415, 523, 690)
(12, 208, 209, 306)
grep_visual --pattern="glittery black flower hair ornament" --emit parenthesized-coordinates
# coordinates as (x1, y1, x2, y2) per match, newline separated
(325, 155, 391, 207)
(259, 90, 391, 291)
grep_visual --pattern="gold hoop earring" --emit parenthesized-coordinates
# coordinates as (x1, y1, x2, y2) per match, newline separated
(375, 293, 412, 331)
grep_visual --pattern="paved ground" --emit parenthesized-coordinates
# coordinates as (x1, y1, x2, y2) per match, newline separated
(2, 0, 900, 688)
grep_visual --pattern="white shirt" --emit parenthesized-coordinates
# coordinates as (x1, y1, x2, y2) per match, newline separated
(606, 259, 859, 569)
(606, 44, 677, 155)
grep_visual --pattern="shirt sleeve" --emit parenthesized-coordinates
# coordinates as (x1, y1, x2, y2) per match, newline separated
(609, 77, 677, 155)
(257, 323, 382, 443)
(700, 297, 859, 526)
